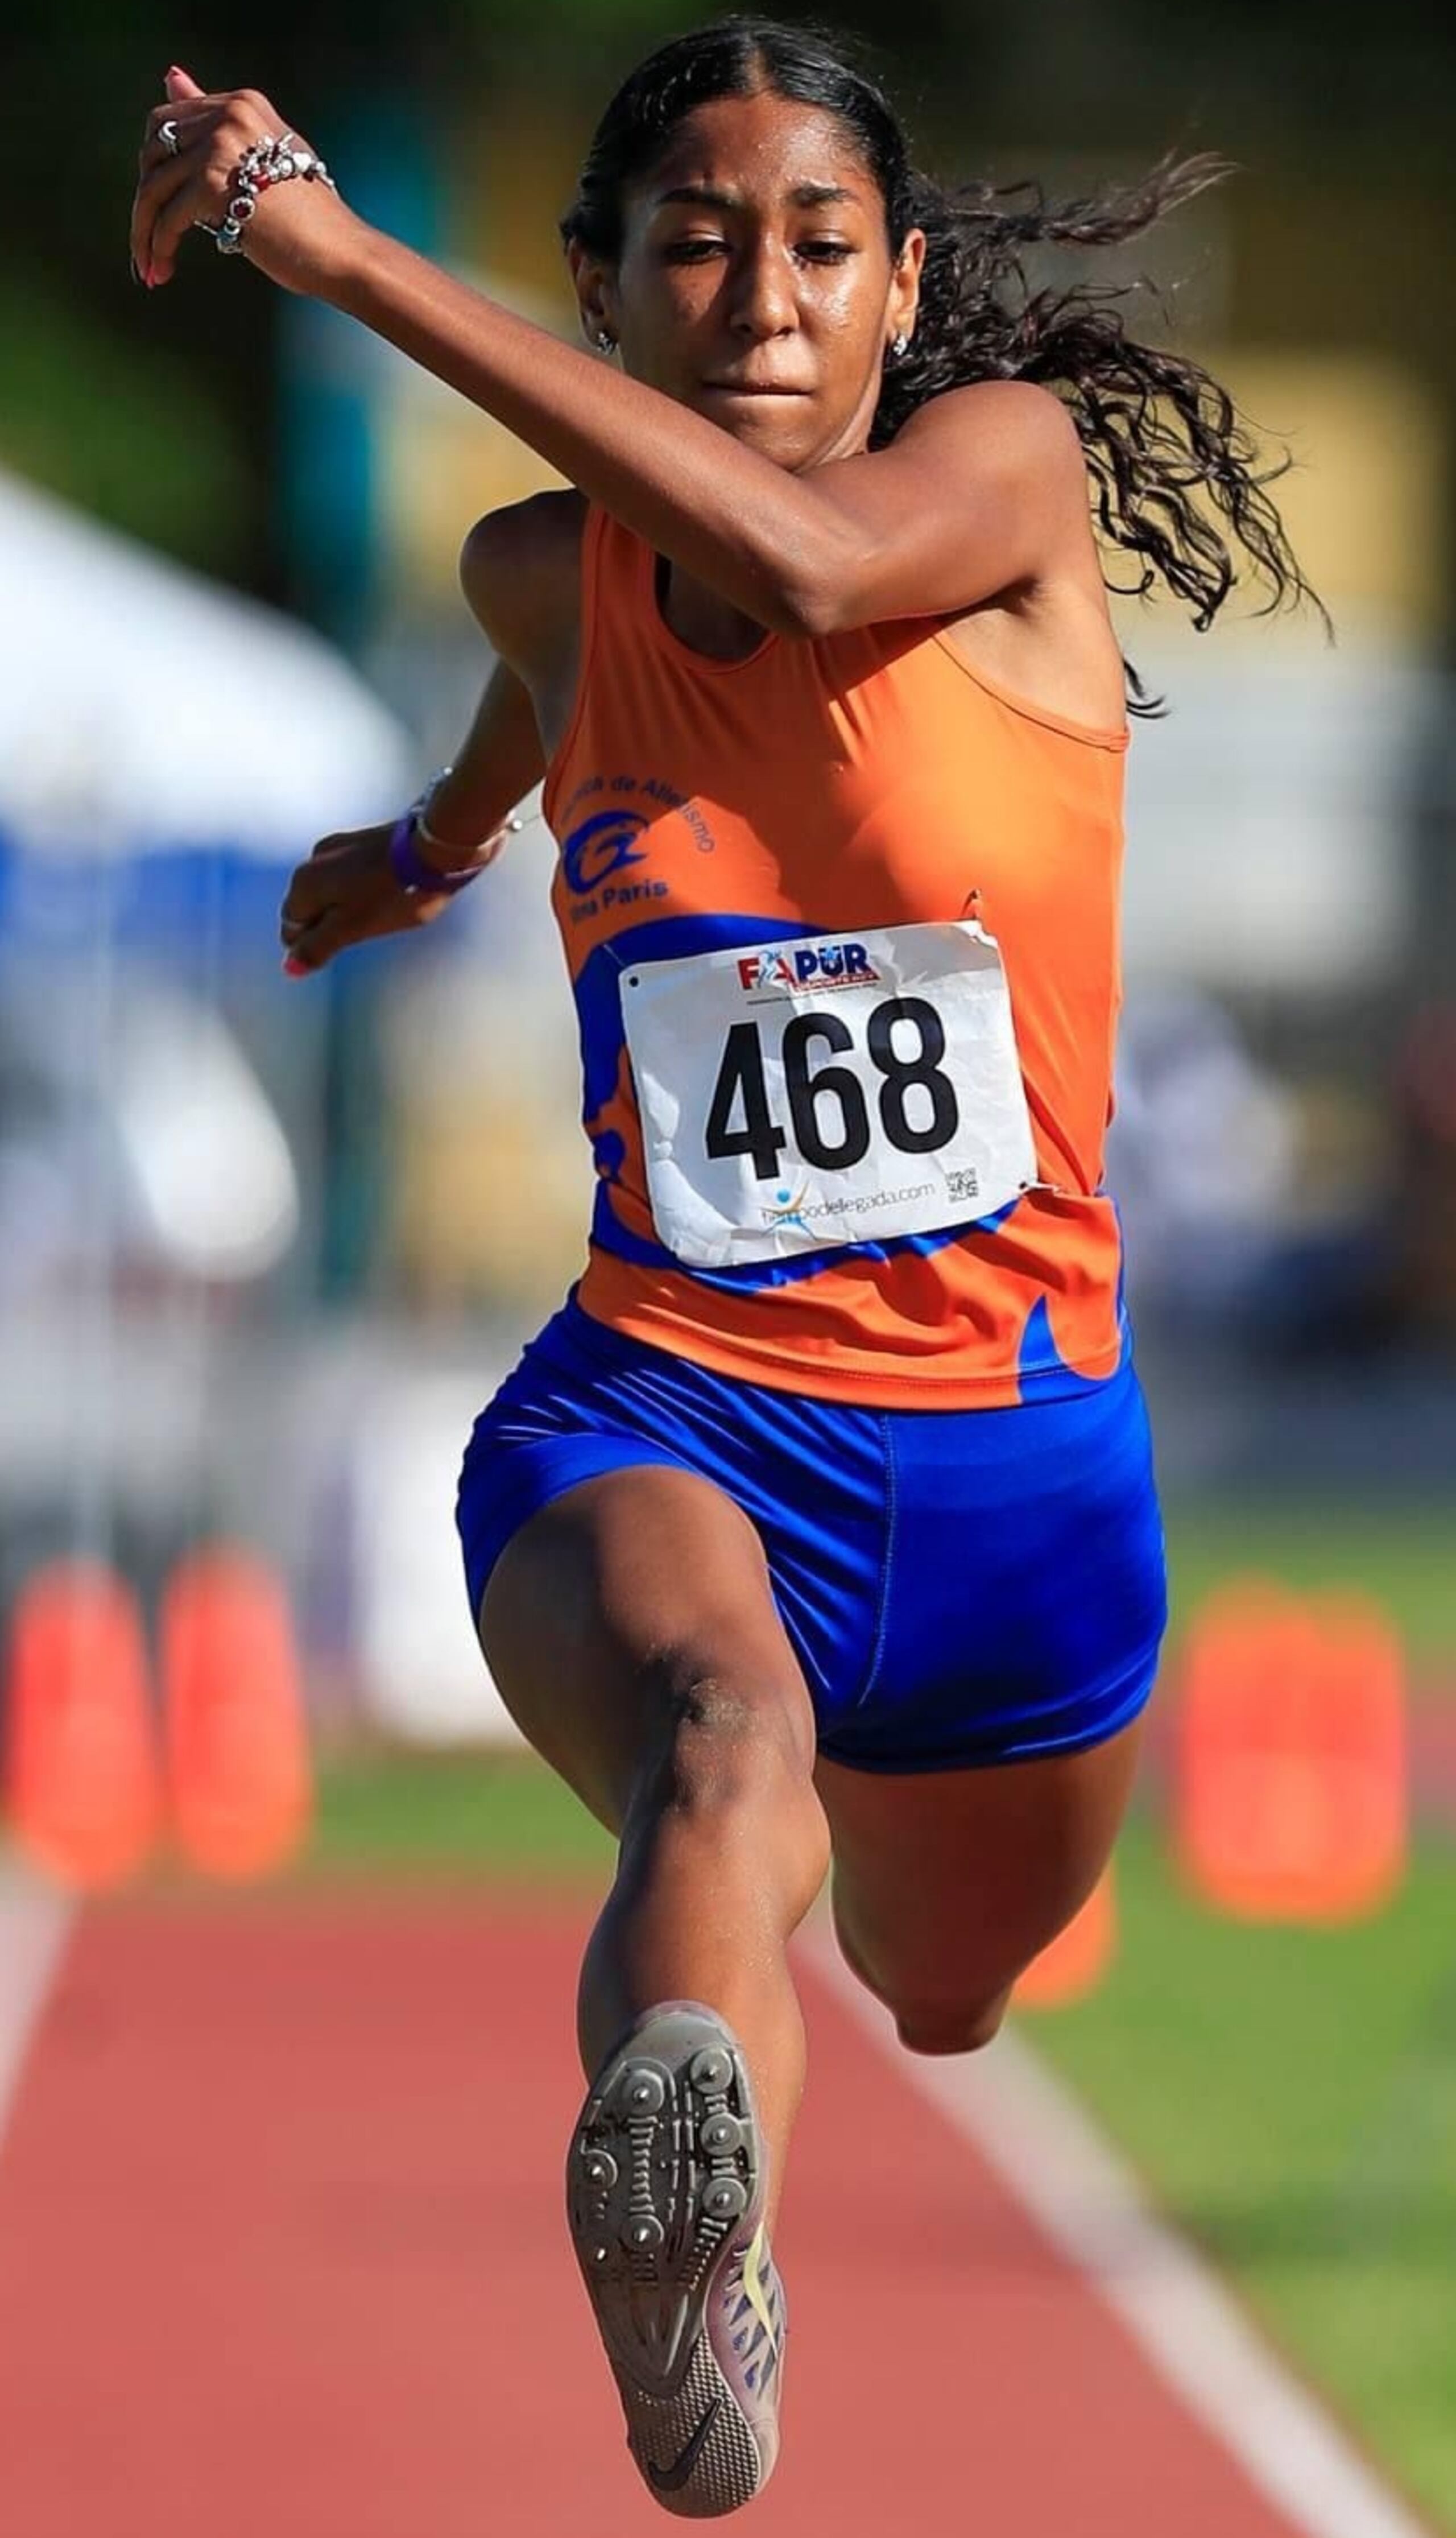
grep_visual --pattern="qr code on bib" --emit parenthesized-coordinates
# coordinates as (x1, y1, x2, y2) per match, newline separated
(947, 1167, 981, 1202)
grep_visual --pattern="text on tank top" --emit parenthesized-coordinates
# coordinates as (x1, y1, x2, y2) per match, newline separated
(540, 499, 1131, 1408)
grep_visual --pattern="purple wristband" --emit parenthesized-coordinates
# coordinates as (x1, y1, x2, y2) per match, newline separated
(388, 811, 483, 896)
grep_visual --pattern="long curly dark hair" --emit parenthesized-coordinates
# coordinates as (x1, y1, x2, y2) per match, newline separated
(559, 12, 1326, 713)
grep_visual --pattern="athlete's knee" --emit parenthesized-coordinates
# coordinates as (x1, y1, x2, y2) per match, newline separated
(634, 1655, 828, 1883)
(833, 1899, 1012, 2053)
(650, 1652, 808, 1792)
(894, 1986, 1012, 2057)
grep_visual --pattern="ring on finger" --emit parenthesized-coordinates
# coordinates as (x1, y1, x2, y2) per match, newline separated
(159, 117, 181, 156)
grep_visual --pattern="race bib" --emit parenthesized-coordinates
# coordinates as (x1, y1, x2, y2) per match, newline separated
(619, 920, 1038, 1268)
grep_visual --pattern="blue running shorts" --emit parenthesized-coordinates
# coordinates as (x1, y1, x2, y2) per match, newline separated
(456, 1296, 1168, 1773)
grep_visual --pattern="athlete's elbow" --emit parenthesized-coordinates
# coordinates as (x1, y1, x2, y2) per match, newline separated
(774, 569, 855, 642)
(775, 579, 836, 640)
(775, 535, 878, 639)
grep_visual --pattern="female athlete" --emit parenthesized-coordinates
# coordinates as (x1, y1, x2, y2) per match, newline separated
(133, 19, 1316, 2515)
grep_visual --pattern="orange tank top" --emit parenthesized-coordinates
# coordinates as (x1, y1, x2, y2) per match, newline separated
(541, 499, 1131, 1408)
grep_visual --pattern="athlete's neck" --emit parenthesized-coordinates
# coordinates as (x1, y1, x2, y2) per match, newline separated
(653, 551, 771, 663)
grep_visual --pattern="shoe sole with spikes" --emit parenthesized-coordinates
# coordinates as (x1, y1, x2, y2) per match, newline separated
(566, 2001, 785, 2518)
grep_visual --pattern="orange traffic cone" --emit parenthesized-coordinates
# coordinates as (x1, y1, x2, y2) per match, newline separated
(1015, 1871, 1116, 2009)
(160, 1546, 313, 1880)
(1174, 1578, 1407, 1923)
(2, 1560, 160, 1891)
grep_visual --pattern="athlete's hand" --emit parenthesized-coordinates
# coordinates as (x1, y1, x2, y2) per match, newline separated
(279, 824, 456, 976)
(132, 65, 367, 292)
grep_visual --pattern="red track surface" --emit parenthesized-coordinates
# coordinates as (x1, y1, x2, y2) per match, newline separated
(0, 1894, 1309, 2538)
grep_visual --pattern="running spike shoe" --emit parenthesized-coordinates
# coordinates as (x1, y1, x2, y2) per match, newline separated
(566, 2001, 787, 2518)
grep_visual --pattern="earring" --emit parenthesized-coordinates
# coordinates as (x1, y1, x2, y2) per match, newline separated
(890, 332, 909, 359)
(595, 329, 615, 353)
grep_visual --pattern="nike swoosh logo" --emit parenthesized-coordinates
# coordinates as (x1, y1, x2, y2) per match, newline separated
(645, 2395, 723, 2493)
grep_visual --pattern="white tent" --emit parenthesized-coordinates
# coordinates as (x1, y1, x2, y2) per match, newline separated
(0, 466, 410, 862)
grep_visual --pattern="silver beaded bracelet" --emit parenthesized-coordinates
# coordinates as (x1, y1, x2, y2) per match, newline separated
(212, 129, 337, 257)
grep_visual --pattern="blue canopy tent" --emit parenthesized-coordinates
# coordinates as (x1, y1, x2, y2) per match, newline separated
(0, 467, 410, 949)
(0, 470, 414, 1305)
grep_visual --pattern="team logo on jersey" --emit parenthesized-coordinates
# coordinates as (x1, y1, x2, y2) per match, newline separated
(562, 809, 650, 896)
(736, 940, 880, 994)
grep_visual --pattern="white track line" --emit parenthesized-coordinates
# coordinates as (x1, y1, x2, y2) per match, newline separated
(803, 1920, 1436, 2538)
(0, 1861, 73, 2149)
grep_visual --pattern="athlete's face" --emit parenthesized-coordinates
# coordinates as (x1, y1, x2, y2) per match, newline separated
(569, 91, 924, 469)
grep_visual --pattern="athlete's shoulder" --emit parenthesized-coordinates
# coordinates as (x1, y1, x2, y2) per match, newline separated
(459, 486, 589, 684)
(894, 378, 1083, 480)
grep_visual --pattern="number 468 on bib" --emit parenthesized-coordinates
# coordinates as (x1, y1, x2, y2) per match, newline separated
(621, 920, 1039, 1270)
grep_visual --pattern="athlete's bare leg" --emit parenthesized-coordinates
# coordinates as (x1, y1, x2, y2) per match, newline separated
(816, 1718, 1145, 2052)
(478, 1464, 830, 2227)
